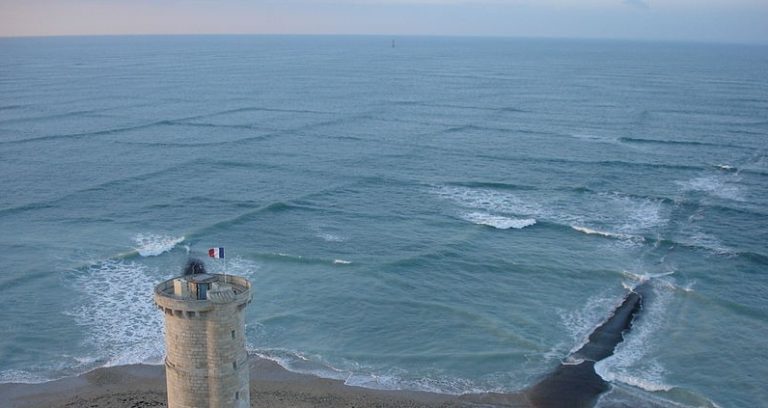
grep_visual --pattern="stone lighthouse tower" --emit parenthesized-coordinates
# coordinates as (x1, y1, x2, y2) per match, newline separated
(154, 262, 252, 408)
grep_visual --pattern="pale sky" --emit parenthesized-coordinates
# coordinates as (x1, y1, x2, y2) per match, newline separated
(1, 0, 767, 44)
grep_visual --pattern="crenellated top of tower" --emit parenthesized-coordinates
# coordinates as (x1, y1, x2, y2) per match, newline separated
(155, 274, 252, 313)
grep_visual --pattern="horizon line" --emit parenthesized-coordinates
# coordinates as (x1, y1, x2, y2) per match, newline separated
(0, 32, 766, 47)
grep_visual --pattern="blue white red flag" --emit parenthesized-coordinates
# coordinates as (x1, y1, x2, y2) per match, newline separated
(208, 247, 224, 259)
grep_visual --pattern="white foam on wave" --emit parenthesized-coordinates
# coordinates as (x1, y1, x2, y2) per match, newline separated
(464, 212, 537, 230)
(621, 269, 674, 285)
(343, 365, 515, 395)
(686, 231, 734, 255)
(434, 185, 670, 246)
(594, 281, 675, 393)
(0, 353, 103, 384)
(317, 232, 347, 242)
(254, 349, 510, 396)
(621, 270, 697, 294)
(66, 260, 167, 367)
(0, 369, 54, 384)
(333, 259, 352, 265)
(253, 349, 348, 381)
(676, 175, 746, 202)
(715, 164, 736, 172)
(434, 186, 540, 230)
(562, 357, 586, 366)
(558, 291, 623, 356)
(568, 194, 668, 248)
(596, 383, 714, 408)
(344, 372, 497, 395)
(309, 223, 348, 243)
(610, 194, 666, 233)
(597, 360, 673, 392)
(435, 186, 542, 216)
(571, 225, 637, 241)
(675, 205, 737, 256)
(133, 233, 184, 257)
(678, 281, 696, 293)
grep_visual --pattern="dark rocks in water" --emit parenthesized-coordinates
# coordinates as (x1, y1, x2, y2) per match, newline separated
(571, 291, 643, 363)
(460, 283, 653, 408)
(526, 281, 651, 408)
(183, 258, 207, 276)
(527, 361, 608, 408)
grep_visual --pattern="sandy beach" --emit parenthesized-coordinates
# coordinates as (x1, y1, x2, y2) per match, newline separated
(0, 356, 532, 408)
(0, 267, 650, 408)
(1, 286, 649, 408)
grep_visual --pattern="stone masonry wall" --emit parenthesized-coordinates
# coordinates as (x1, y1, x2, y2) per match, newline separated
(159, 285, 250, 408)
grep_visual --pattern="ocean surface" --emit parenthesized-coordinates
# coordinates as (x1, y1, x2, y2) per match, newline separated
(0, 35, 766, 407)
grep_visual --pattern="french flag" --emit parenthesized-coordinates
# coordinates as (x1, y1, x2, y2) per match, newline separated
(208, 247, 224, 259)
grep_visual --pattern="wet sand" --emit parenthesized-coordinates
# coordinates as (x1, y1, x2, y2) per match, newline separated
(0, 356, 532, 408)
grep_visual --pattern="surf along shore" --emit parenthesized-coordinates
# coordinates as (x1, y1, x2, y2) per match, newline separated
(0, 284, 650, 408)
(0, 356, 532, 408)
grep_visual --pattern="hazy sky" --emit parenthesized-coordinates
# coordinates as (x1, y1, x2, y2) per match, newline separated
(1, 0, 767, 43)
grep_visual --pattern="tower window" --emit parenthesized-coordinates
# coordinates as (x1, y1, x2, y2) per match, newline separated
(231, 330, 235, 339)
(235, 391, 239, 400)
(233, 361, 237, 370)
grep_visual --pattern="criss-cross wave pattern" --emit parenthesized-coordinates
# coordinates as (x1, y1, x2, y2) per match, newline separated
(0, 36, 766, 408)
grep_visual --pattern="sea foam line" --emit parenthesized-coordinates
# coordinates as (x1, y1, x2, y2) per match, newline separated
(253, 350, 348, 381)
(559, 291, 625, 356)
(253, 349, 512, 396)
(594, 281, 674, 393)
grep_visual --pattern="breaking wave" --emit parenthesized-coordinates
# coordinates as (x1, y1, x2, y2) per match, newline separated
(571, 226, 640, 241)
(255, 252, 353, 266)
(594, 281, 674, 393)
(559, 291, 627, 356)
(436, 184, 666, 241)
(676, 175, 746, 202)
(133, 233, 185, 257)
(463, 212, 537, 230)
(595, 383, 719, 408)
(66, 260, 167, 368)
(434, 185, 543, 216)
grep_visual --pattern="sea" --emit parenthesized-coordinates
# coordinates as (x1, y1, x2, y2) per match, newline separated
(0, 35, 766, 407)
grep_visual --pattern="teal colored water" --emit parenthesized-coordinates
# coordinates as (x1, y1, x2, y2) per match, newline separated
(0, 36, 766, 407)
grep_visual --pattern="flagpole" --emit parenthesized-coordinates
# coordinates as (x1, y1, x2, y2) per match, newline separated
(209, 247, 228, 283)
(222, 247, 227, 284)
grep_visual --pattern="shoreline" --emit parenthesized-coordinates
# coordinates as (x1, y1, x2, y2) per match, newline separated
(0, 355, 532, 408)
(0, 286, 656, 408)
